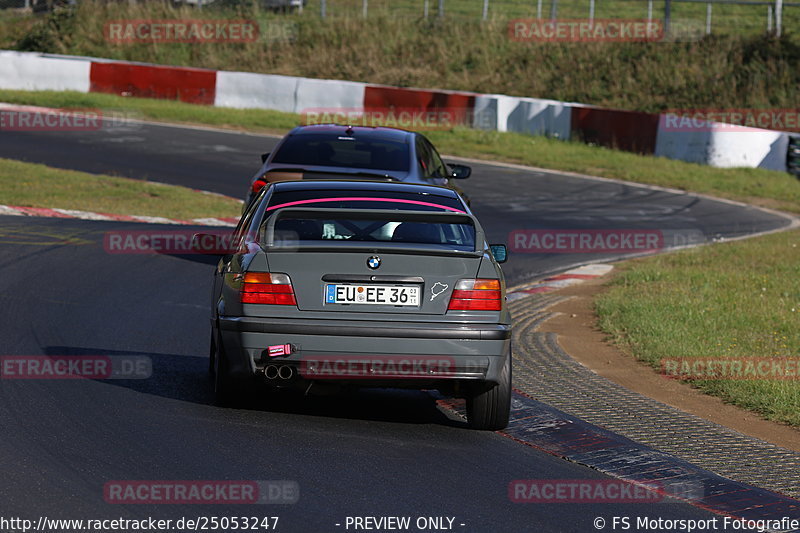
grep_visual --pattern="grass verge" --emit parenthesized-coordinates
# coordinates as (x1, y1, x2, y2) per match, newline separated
(0, 157, 241, 220)
(0, 89, 298, 135)
(1, 89, 798, 214)
(595, 229, 800, 427)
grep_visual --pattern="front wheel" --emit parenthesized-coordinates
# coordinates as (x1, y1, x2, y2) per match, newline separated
(466, 352, 511, 430)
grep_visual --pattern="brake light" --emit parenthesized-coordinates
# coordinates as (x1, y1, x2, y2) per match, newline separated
(241, 272, 297, 305)
(447, 279, 502, 311)
(252, 178, 268, 193)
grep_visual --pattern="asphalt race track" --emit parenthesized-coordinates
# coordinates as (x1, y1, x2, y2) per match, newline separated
(0, 118, 788, 280)
(0, 119, 793, 532)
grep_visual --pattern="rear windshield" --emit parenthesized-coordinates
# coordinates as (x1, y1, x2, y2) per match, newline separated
(268, 215, 475, 250)
(260, 190, 473, 249)
(265, 190, 466, 213)
(271, 133, 410, 172)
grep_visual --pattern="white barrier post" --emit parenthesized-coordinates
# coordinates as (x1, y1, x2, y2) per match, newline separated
(706, 3, 712, 34)
(775, 0, 783, 36)
(483, 0, 488, 20)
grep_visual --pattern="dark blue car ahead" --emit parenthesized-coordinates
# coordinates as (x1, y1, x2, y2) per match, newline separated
(245, 124, 471, 206)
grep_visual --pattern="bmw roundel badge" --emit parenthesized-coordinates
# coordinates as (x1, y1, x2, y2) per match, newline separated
(367, 255, 381, 270)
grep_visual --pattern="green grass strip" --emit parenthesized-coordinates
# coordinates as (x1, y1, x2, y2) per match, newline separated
(596, 229, 800, 427)
(0, 157, 241, 220)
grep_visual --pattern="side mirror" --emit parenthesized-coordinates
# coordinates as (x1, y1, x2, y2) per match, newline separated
(448, 163, 471, 179)
(260, 152, 270, 164)
(191, 233, 235, 255)
(490, 244, 508, 263)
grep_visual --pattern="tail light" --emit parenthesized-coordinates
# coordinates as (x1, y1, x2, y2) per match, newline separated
(241, 272, 297, 305)
(447, 279, 503, 311)
(251, 178, 268, 193)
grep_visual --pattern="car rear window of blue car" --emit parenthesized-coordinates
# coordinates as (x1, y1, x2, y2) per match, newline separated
(271, 134, 409, 172)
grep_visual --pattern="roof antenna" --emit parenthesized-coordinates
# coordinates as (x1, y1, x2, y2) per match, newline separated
(345, 125, 354, 135)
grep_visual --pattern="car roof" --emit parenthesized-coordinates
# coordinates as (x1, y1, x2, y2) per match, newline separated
(288, 124, 415, 142)
(270, 179, 460, 199)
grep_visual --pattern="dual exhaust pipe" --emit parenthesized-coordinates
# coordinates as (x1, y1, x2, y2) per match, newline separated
(263, 364, 295, 381)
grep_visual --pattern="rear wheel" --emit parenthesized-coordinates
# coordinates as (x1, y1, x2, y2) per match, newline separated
(466, 352, 511, 430)
(211, 332, 244, 407)
(208, 335, 216, 376)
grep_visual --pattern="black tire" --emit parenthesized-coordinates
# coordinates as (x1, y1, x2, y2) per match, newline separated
(208, 334, 216, 377)
(211, 333, 244, 407)
(466, 352, 511, 430)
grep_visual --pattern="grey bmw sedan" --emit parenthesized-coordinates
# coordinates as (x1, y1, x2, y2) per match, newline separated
(201, 180, 511, 430)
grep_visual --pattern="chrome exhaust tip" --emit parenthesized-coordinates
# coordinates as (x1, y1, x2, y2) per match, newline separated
(264, 365, 279, 380)
(277, 365, 294, 380)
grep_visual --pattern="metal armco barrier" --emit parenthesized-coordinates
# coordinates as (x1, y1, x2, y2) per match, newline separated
(0, 50, 792, 175)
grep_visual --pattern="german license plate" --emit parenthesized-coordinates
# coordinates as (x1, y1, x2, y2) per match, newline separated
(325, 284, 419, 306)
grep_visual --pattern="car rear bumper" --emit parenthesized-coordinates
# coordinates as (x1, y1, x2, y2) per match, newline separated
(221, 316, 511, 340)
(217, 316, 511, 385)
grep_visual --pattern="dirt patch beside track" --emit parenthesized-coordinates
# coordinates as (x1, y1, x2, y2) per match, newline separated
(543, 273, 800, 452)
